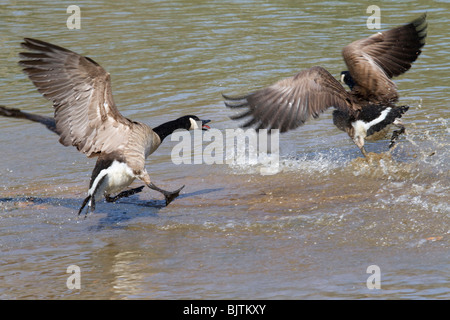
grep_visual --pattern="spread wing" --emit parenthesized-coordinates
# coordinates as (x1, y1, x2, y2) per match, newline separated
(342, 14, 427, 102)
(19, 38, 135, 158)
(224, 66, 355, 133)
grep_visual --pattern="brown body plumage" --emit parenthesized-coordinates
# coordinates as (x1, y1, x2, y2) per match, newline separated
(224, 14, 427, 156)
(17, 38, 210, 215)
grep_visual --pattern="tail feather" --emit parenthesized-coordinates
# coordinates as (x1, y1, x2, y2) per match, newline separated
(222, 93, 252, 101)
(0, 105, 58, 134)
(222, 93, 252, 109)
(365, 105, 409, 137)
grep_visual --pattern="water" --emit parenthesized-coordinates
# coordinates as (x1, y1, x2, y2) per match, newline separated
(0, 0, 449, 299)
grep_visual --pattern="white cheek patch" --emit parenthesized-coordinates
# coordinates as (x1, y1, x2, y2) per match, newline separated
(189, 118, 199, 130)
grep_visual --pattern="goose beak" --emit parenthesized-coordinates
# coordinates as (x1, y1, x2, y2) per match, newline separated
(201, 119, 211, 130)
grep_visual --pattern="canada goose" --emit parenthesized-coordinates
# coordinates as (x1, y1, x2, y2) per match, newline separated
(15, 38, 211, 216)
(223, 14, 427, 157)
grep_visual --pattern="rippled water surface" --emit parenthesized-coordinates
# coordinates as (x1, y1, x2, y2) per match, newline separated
(0, 1, 449, 299)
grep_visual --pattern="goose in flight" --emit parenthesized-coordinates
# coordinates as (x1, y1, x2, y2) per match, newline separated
(223, 14, 427, 156)
(14, 38, 210, 216)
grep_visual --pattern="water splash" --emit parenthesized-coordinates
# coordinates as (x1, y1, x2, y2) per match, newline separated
(227, 147, 350, 176)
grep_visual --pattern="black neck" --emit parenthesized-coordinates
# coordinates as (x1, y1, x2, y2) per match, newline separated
(153, 118, 189, 142)
(344, 73, 356, 90)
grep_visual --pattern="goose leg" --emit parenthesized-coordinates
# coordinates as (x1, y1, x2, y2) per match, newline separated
(105, 186, 145, 202)
(78, 195, 95, 218)
(389, 120, 406, 149)
(78, 174, 106, 217)
(148, 182, 185, 206)
(78, 195, 91, 216)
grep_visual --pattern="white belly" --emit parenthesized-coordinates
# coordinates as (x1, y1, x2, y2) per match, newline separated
(89, 161, 136, 199)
